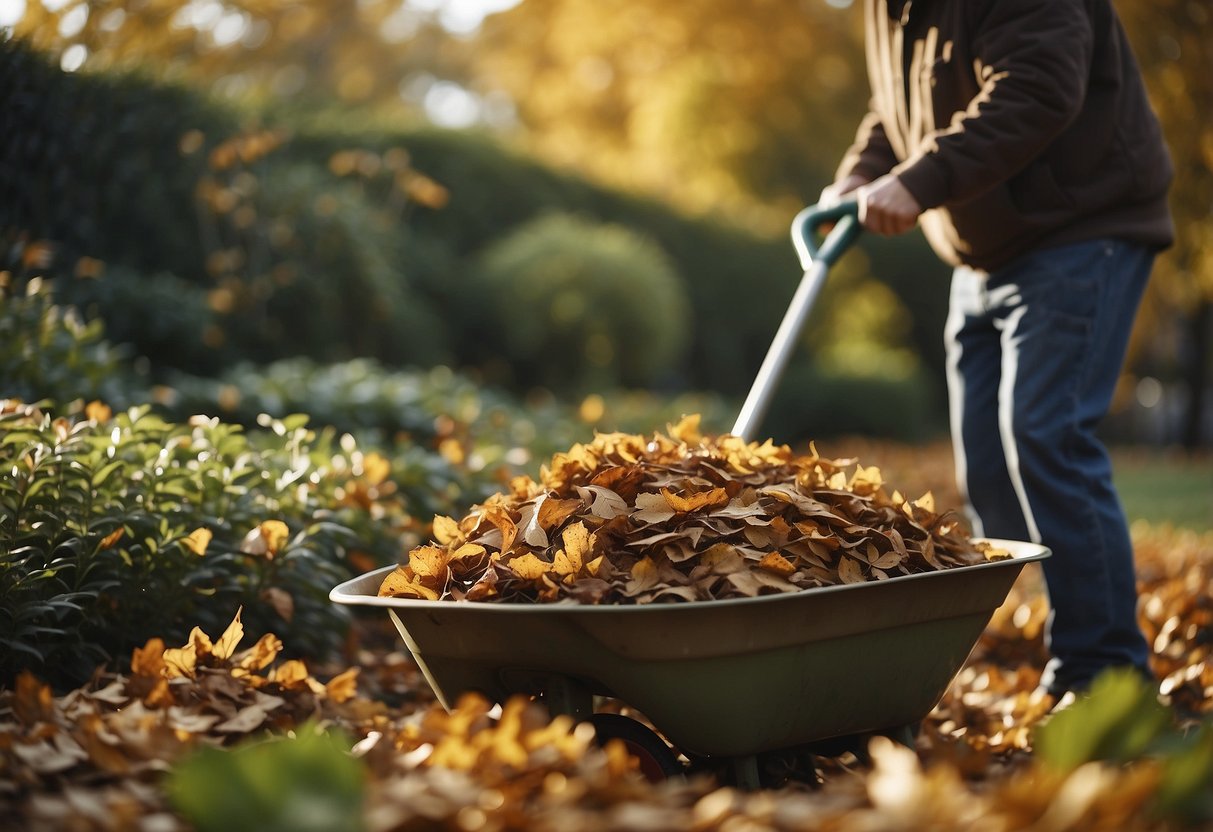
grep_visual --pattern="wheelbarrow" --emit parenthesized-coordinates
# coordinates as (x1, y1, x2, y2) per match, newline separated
(330, 202, 1051, 787)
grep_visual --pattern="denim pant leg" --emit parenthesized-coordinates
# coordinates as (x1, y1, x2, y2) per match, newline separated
(944, 239, 1154, 694)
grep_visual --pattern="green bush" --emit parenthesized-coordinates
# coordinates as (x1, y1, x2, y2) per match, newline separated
(0, 38, 228, 282)
(0, 279, 141, 406)
(764, 362, 941, 444)
(468, 214, 691, 392)
(54, 266, 222, 376)
(213, 161, 453, 368)
(168, 724, 367, 832)
(0, 402, 411, 689)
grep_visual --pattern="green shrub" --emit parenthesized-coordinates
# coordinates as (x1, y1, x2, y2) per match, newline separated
(468, 214, 691, 392)
(54, 266, 223, 376)
(1034, 668, 1213, 823)
(0, 402, 410, 689)
(0, 278, 141, 406)
(764, 362, 942, 444)
(168, 724, 367, 832)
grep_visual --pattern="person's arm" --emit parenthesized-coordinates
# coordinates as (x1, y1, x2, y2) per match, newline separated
(893, 0, 1094, 211)
(835, 109, 899, 187)
(821, 108, 899, 209)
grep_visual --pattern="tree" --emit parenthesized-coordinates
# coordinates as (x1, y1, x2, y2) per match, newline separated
(1117, 0, 1213, 447)
(471, 0, 870, 228)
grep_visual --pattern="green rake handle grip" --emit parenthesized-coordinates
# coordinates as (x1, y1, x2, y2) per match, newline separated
(791, 200, 861, 269)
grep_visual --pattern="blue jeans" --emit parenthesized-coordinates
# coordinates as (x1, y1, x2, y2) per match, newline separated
(945, 238, 1154, 695)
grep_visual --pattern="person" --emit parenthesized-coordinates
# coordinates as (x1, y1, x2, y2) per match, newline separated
(820, 0, 1174, 702)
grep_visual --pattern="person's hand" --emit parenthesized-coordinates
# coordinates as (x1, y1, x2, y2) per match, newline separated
(856, 174, 922, 236)
(818, 174, 868, 209)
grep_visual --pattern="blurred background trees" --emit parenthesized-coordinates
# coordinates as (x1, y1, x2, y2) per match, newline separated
(1, 0, 1209, 446)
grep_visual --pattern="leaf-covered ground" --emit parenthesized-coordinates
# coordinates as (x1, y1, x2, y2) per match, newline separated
(1, 443, 1210, 831)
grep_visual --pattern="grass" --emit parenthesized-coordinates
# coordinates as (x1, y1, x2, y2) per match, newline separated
(817, 438, 1211, 533)
(1113, 448, 1212, 532)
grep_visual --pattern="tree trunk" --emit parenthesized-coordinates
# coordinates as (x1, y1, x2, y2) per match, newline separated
(1181, 298, 1211, 449)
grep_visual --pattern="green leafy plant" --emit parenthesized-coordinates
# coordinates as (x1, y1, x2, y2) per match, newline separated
(167, 723, 366, 832)
(469, 213, 692, 392)
(0, 278, 140, 407)
(1034, 668, 1213, 823)
(0, 402, 410, 689)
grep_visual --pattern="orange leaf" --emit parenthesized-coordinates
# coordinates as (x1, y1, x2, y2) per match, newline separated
(131, 638, 167, 678)
(325, 668, 359, 703)
(99, 529, 124, 550)
(661, 487, 729, 514)
(758, 552, 796, 577)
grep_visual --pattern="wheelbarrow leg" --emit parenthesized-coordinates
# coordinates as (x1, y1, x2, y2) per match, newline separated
(730, 755, 762, 791)
(540, 674, 594, 720)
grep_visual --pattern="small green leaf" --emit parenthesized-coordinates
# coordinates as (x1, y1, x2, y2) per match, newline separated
(1034, 668, 1173, 771)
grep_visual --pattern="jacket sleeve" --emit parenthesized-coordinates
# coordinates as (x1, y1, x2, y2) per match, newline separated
(834, 108, 899, 184)
(894, 0, 1094, 210)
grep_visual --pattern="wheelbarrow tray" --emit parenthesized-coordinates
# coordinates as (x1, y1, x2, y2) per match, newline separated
(331, 538, 1048, 758)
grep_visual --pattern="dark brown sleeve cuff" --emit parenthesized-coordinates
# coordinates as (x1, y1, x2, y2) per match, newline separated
(894, 154, 951, 210)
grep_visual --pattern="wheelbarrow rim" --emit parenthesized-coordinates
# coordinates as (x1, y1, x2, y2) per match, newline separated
(330, 537, 1049, 612)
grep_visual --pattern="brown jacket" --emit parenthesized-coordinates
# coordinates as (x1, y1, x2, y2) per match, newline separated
(836, 0, 1174, 270)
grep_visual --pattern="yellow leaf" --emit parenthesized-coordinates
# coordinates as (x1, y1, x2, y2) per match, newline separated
(212, 608, 244, 661)
(849, 465, 884, 496)
(163, 643, 197, 679)
(506, 552, 550, 581)
(239, 633, 283, 671)
(408, 545, 450, 579)
(378, 568, 440, 600)
(361, 452, 390, 485)
(554, 522, 594, 575)
(913, 492, 936, 514)
(432, 515, 462, 545)
(450, 543, 486, 561)
(668, 413, 702, 443)
(270, 659, 310, 689)
(182, 527, 212, 556)
(661, 486, 729, 514)
(188, 626, 214, 659)
(325, 668, 359, 703)
(261, 520, 290, 557)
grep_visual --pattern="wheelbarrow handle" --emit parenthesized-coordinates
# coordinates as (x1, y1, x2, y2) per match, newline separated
(731, 200, 862, 441)
(791, 200, 861, 270)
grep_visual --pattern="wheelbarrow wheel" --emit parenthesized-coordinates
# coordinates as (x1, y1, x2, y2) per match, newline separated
(588, 713, 684, 782)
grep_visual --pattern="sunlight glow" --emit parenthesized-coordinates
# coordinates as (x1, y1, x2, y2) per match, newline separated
(408, 0, 522, 34)
(0, 0, 26, 29)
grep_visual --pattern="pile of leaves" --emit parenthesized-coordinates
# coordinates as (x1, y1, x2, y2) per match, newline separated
(379, 416, 1006, 604)
(1, 522, 1210, 831)
(0, 609, 359, 831)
